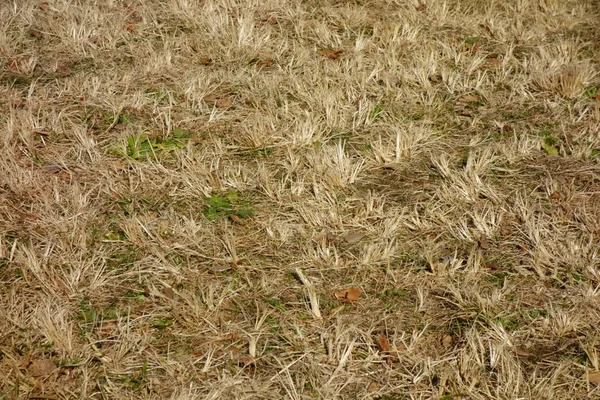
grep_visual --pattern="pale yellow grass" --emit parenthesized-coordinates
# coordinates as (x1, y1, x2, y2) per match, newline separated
(1, 0, 600, 399)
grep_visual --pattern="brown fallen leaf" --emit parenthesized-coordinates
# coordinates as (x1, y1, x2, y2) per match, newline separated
(41, 164, 64, 174)
(257, 58, 273, 68)
(228, 214, 246, 224)
(342, 232, 365, 244)
(441, 334, 454, 349)
(163, 286, 176, 300)
(28, 359, 56, 377)
(215, 97, 233, 108)
(478, 234, 489, 250)
(20, 352, 32, 369)
(415, 3, 426, 11)
(319, 48, 344, 60)
(377, 334, 399, 364)
(200, 57, 213, 66)
(239, 355, 256, 367)
(587, 371, 600, 385)
(334, 287, 362, 303)
(514, 346, 537, 359)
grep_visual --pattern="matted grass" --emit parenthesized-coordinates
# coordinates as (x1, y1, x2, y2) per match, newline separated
(1, 0, 600, 398)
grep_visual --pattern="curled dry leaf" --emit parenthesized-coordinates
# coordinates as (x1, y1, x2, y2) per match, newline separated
(334, 287, 361, 303)
(28, 359, 56, 377)
(320, 48, 344, 60)
(377, 334, 399, 364)
(587, 371, 600, 385)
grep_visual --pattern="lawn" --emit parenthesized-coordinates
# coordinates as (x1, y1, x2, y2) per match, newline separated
(1, 0, 600, 398)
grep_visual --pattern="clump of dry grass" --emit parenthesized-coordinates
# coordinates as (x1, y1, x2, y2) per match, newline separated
(1, 0, 600, 398)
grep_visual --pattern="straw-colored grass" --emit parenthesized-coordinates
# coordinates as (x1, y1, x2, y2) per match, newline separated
(1, 0, 600, 398)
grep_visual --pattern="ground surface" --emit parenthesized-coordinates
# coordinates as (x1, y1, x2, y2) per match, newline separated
(1, 0, 600, 399)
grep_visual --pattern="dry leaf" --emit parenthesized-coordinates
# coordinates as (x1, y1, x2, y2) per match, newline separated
(163, 286, 176, 300)
(377, 334, 392, 352)
(28, 359, 56, 377)
(42, 164, 64, 173)
(334, 287, 361, 303)
(442, 334, 453, 348)
(377, 334, 399, 363)
(228, 214, 246, 224)
(478, 235, 489, 250)
(215, 97, 233, 108)
(514, 346, 536, 358)
(587, 371, 600, 385)
(20, 352, 32, 369)
(200, 57, 213, 66)
(257, 58, 273, 68)
(342, 232, 365, 244)
(320, 48, 344, 60)
(239, 355, 256, 367)
(415, 3, 426, 11)
(209, 264, 231, 273)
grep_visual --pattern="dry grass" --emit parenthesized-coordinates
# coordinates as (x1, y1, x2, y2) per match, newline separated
(1, 0, 600, 398)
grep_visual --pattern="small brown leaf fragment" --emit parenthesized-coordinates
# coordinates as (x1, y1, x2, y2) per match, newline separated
(28, 359, 56, 377)
(257, 58, 273, 68)
(478, 235, 489, 250)
(367, 382, 378, 392)
(228, 214, 246, 224)
(514, 346, 536, 359)
(42, 164, 64, 174)
(377, 334, 399, 364)
(471, 42, 480, 54)
(587, 371, 600, 385)
(163, 286, 176, 300)
(377, 334, 392, 352)
(200, 57, 213, 66)
(334, 287, 361, 303)
(549, 192, 561, 200)
(442, 334, 453, 349)
(501, 124, 513, 133)
(215, 97, 233, 108)
(415, 3, 426, 11)
(29, 29, 43, 39)
(320, 48, 344, 60)
(20, 352, 32, 369)
(239, 355, 255, 367)
(342, 232, 365, 244)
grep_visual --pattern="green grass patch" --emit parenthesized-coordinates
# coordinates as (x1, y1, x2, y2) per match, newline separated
(203, 191, 254, 220)
(117, 128, 196, 160)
